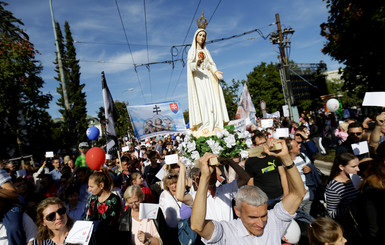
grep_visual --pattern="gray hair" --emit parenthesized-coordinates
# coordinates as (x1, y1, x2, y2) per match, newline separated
(124, 184, 144, 201)
(235, 185, 268, 210)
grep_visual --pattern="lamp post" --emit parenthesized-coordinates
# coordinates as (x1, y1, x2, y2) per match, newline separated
(49, 0, 70, 111)
(271, 13, 295, 120)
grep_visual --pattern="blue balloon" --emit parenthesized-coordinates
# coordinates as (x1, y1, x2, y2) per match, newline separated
(86, 126, 100, 140)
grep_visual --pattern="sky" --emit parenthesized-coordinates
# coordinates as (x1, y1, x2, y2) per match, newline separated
(6, 0, 342, 119)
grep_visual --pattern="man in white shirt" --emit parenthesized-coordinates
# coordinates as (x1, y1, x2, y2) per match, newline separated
(176, 158, 250, 222)
(191, 140, 306, 244)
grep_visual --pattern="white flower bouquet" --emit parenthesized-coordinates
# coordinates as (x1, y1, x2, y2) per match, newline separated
(178, 125, 253, 166)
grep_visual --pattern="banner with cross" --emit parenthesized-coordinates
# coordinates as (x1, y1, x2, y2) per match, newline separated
(127, 101, 186, 140)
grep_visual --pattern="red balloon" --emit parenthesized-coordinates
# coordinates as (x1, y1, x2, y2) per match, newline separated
(85, 147, 106, 170)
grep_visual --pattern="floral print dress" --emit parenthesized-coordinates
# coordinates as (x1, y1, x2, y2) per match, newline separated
(86, 193, 121, 225)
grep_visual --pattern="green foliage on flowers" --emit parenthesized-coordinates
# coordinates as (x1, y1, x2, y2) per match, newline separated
(180, 125, 251, 163)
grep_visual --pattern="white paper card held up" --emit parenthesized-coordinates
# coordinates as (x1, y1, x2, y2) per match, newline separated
(276, 128, 289, 138)
(139, 203, 159, 220)
(65, 220, 93, 245)
(45, 151, 54, 158)
(362, 92, 385, 107)
(143, 160, 151, 167)
(122, 146, 130, 152)
(155, 167, 165, 180)
(351, 141, 369, 155)
(261, 119, 274, 128)
(165, 154, 178, 165)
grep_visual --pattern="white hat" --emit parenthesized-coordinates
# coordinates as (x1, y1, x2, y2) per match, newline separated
(79, 142, 89, 148)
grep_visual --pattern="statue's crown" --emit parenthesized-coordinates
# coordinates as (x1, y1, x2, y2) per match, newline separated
(196, 11, 208, 29)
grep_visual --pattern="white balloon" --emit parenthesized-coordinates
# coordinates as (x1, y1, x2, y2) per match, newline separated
(326, 98, 340, 112)
(282, 219, 301, 244)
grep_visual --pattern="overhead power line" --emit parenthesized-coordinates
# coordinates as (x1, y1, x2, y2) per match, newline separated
(166, 0, 203, 98)
(143, 0, 152, 102)
(114, 0, 146, 103)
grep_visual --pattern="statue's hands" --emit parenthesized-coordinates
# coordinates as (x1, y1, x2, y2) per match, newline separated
(215, 71, 223, 79)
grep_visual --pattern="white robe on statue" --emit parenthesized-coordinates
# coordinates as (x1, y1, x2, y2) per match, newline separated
(187, 29, 229, 134)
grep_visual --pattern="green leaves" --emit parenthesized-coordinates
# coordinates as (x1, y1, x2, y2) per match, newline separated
(321, 0, 385, 98)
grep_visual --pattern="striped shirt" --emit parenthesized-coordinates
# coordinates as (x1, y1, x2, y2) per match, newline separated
(325, 179, 360, 219)
(32, 239, 56, 245)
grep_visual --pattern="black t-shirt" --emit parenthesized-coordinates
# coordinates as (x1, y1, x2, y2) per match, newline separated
(245, 155, 283, 199)
(144, 163, 162, 185)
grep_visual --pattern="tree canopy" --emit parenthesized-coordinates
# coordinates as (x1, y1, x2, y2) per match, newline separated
(321, 0, 385, 97)
(245, 62, 285, 116)
(0, 2, 53, 159)
(55, 21, 88, 149)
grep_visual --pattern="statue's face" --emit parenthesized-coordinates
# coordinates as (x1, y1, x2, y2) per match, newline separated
(196, 31, 206, 46)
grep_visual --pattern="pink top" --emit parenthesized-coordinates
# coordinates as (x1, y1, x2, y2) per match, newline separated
(335, 129, 348, 142)
(131, 217, 160, 244)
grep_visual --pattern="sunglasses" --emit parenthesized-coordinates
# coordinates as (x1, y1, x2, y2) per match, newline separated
(45, 207, 67, 221)
(349, 132, 362, 136)
(167, 175, 178, 179)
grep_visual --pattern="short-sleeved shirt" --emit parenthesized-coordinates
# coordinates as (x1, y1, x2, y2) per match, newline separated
(245, 155, 283, 199)
(159, 190, 181, 228)
(144, 164, 162, 185)
(191, 180, 238, 222)
(75, 155, 87, 168)
(203, 201, 295, 244)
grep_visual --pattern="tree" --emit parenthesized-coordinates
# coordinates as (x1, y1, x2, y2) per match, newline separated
(114, 101, 133, 138)
(97, 101, 134, 140)
(321, 1, 385, 97)
(246, 62, 284, 116)
(0, 2, 53, 159)
(55, 21, 88, 149)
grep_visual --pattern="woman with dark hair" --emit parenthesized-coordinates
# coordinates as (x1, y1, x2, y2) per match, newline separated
(86, 169, 121, 244)
(325, 152, 361, 244)
(33, 197, 74, 245)
(359, 158, 385, 243)
(308, 217, 347, 245)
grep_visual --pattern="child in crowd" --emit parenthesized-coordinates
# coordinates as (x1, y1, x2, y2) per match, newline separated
(308, 217, 347, 245)
(335, 122, 349, 144)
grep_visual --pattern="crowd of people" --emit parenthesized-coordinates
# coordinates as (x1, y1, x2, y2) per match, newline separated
(0, 108, 384, 245)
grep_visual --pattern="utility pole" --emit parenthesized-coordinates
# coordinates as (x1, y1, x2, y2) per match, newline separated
(49, 0, 70, 111)
(274, 13, 294, 121)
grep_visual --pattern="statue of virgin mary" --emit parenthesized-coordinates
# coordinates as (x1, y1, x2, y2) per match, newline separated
(187, 13, 229, 136)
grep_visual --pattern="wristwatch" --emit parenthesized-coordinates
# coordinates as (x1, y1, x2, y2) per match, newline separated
(145, 238, 151, 245)
(285, 162, 295, 169)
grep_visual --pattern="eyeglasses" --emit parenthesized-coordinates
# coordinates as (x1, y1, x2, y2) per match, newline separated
(45, 207, 67, 221)
(167, 175, 178, 179)
(349, 132, 362, 136)
(127, 200, 140, 206)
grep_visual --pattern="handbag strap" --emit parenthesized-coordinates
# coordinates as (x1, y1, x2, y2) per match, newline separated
(169, 190, 181, 209)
